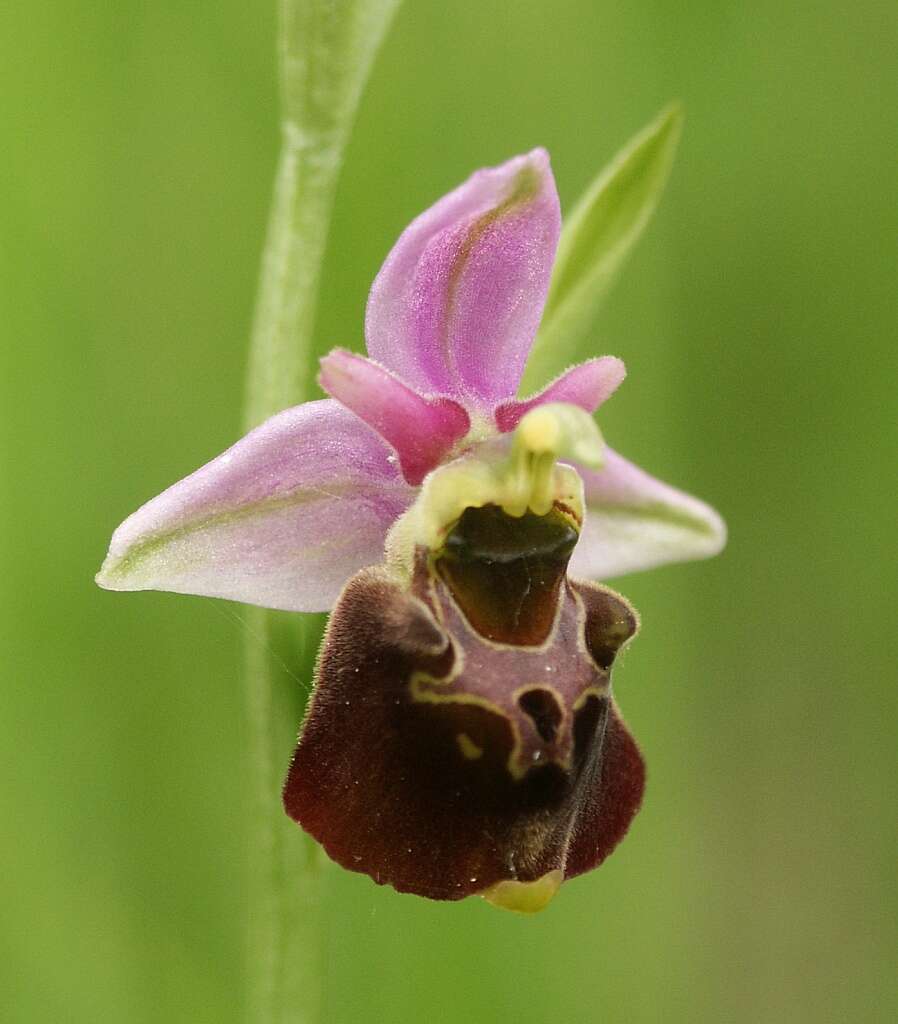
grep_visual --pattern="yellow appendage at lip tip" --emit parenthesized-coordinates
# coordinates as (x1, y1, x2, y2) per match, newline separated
(480, 869, 563, 914)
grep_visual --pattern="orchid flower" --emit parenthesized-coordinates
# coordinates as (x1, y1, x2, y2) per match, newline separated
(97, 148, 724, 912)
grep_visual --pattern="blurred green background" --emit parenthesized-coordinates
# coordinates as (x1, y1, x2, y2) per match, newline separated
(2, 2, 896, 1022)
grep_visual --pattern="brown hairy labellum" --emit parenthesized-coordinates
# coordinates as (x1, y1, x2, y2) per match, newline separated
(283, 503, 644, 910)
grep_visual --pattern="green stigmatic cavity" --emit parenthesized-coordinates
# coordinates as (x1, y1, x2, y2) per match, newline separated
(435, 504, 578, 646)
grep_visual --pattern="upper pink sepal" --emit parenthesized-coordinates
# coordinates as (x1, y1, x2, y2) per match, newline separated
(95, 399, 415, 612)
(365, 149, 561, 409)
(319, 349, 470, 485)
(570, 448, 727, 579)
(494, 356, 626, 433)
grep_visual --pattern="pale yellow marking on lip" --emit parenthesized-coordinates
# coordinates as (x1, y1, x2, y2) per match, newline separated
(481, 869, 563, 914)
(456, 733, 484, 760)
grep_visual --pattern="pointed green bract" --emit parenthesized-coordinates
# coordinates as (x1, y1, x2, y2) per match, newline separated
(520, 103, 683, 393)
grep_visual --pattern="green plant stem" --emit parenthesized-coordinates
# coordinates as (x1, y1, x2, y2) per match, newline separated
(242, 2, 401, 1022)
(243, 609, 326, 1024)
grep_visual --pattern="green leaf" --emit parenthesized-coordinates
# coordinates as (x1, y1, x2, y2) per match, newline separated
(521, 103, 684, 393)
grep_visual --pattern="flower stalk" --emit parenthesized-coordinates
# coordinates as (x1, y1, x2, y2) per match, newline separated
(243, 2, 401, 1022)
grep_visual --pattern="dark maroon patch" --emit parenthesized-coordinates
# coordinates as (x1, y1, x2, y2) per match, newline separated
(517, 687, 564, 743)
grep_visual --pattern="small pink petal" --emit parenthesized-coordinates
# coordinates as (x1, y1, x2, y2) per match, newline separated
(494, 356, 626, 433)
(319, 350, 470, 485)
(96, 400, 415, 612)
(570, 448, 727, 579)
(366, 149, 561, 409)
